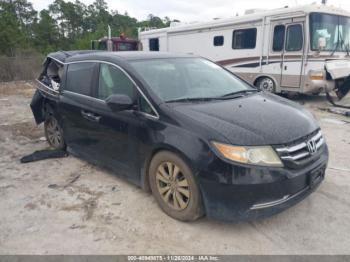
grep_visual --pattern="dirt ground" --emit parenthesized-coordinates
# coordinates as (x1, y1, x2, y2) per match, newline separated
(0, 81, 350, 255)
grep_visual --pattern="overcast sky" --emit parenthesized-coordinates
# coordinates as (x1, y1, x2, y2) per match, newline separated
(31, 0, 350, 22)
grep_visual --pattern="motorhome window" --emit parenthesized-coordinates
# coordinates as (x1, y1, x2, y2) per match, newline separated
(65, 63, 96, 96)
(285, 24, 303, 51)
(272, 25, 285, 51)
(214, 36, 224, 46)
(232, 28, 257, 49)
(310, 13, 350, 52)
(149, 38, 159, 51)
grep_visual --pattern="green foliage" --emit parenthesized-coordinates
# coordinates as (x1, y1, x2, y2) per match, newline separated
(32, 9, 59, 53)
(0, 0, 36, 55)
(0, 0, 179, 56)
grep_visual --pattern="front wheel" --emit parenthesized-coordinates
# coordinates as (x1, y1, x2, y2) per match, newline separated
(255, 77, 275, 92)
(149, 151, 204, 221)
(44, 114, 66, 150)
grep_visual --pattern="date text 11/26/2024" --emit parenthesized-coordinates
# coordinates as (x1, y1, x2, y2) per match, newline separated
(127, 255, 220, 261)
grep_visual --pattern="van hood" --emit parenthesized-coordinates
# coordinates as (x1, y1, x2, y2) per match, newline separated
(171, 92, 319, 146)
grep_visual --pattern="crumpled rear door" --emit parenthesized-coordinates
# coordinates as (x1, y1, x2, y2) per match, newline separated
(30, 90, 45, 124)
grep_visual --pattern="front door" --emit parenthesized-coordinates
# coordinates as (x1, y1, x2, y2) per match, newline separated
(281, 23, 305, 88)
(77, 62, 147, 183)
(59, 61, 148, 183)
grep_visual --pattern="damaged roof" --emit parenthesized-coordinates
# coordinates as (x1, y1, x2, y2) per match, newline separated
(47, 50, 100, 63)
(47, 51, 195, 64)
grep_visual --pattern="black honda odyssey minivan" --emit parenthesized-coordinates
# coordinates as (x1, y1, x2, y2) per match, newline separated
(31, 51, 328, 222)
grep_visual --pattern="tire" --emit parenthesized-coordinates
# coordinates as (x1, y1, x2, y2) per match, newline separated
(255, 77, 276, 92)
(149, 151, 204, 221)
(44, 113, 66, 150)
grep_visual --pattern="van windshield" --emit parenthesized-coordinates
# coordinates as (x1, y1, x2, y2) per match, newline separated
(130, 58, 255, 102)
(310, 12, 350, 52)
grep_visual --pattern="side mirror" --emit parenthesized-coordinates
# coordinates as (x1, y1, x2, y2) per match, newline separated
(106, 94, 134, 112)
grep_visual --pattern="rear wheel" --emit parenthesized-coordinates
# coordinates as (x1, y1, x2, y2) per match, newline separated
(149, 151, 204, 221)
(255, 77, 275, 92)
(44, 114, 65, 150)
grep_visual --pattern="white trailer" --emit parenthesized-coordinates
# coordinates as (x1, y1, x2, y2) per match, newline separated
(139, 4, 350, 96)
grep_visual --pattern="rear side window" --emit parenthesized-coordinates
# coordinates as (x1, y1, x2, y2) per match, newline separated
(149, 38, 159, 51)
(213, 36, 224, 46)
(232, 28, 257, 49)
(272, 25, 285, 51)
(285, 24, 303, 51)
(98, 63, 134, 100)
(65, 63, 95, 96)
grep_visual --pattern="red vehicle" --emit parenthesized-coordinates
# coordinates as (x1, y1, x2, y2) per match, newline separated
(91, 33, 140, 51)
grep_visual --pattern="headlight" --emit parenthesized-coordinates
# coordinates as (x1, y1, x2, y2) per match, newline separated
(212, 142, 283, 167)
(309, 70, 324, 80)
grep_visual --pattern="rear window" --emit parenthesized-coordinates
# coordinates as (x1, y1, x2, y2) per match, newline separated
(65, 63, 96, 96)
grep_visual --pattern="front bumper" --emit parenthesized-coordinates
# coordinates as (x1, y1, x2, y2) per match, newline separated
(303, 77, 335, 94)
(198, 145, 328, 222)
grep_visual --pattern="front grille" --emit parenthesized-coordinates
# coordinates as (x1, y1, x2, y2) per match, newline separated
(274, 130, 324, 169)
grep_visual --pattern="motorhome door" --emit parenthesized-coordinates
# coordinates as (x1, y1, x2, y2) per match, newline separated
(281, 22, 305, 88)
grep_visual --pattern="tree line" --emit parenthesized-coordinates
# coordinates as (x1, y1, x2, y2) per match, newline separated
(0, 0, 179, 56)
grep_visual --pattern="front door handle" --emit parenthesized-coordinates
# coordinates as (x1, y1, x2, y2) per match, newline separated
(284, 65, 288, 70)
(81, 110, 101, 122)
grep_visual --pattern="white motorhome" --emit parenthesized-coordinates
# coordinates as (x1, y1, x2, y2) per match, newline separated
(139, 4, 350, 96)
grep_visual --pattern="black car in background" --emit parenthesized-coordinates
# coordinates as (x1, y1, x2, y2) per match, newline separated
(31, 51, 328, 222)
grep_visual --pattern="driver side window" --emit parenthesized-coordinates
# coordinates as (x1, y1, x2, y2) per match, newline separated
(98, 63, 134, 100)
(285, 24, 303, 51)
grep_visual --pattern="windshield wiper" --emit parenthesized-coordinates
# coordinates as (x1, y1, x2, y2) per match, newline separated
(165, 89, 258, 103)
(339, 33, 350, 56)
(165, 97, 218, 103)
(330, 18, 350, 56)
(332, 36, 350, 56)
(330, 40, 340, 57)
(220, 89, 258, 98)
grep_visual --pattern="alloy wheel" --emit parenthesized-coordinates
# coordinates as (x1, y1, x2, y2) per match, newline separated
(46, 117, 63, 148)
(155, 162, 190, 210)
